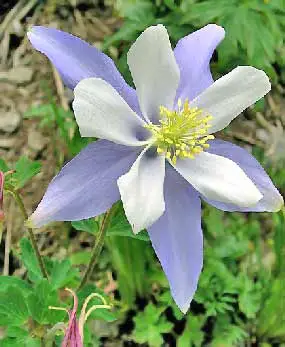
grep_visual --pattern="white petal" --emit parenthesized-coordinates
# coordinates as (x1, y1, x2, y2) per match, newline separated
(174, 152, 263, 207)
(127, 25, 180, 123)
(73, 78, 149, 146)
(191, 66, 271, 133)
(118, 147, 165, 233)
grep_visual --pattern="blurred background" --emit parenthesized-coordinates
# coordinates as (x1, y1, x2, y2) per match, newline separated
(0, 0, 285, 346)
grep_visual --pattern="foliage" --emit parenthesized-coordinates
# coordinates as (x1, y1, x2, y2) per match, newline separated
(1, 0, 285, 345)
(177, 314, 205, 347)
(1, 156, 41, 191)
(131, 303, 173, 346)
(0, 237, 113, 346)
(105, 0, 285, 82)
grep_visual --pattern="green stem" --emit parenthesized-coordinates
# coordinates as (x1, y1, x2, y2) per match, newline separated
(9, 189, 49, 280)
(77, 207, 114, 291)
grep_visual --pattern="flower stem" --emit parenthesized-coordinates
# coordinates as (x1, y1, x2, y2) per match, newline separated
(77, 207, 114, 291)
(9, 189, 49, 280)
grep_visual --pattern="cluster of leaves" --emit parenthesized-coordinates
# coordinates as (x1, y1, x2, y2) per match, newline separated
(112, 208, 285, 346)
(72, 197, 285, 346)
(0, 236, 115, 346)
(104, 0, 285, 83)
(0, 156, 41, 192)
(0, 238, 74, 346)
(0, 157, 116, 346)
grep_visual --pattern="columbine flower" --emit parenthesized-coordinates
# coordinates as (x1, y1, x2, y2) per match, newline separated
(27, 24, 283, 313)
(49, 288, 110, 346)
(0, 172, 4, 221)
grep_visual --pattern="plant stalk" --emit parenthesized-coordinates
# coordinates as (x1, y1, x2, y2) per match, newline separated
(10, 189, 49, 280)
(77, 207, 114, 291)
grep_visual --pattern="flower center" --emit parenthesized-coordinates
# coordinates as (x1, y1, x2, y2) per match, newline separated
(145, 99, 214, 164)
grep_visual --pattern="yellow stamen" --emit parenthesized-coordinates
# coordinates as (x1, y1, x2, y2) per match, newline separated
(145, 99, 214, 164)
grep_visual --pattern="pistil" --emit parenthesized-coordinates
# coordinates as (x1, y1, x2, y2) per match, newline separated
(145, 99, 214, 164)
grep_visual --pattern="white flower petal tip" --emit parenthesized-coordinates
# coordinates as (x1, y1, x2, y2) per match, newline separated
(27, 26, 36, 37)
(180, 298, 193, 314)
(127, 24, 180, 123)
(191, 66, 271, 134)
(26, 209, 48, 228)
(232, 66, 271, 93)
(73, 78, 148, 146)
(26, 31, 32, 40)
(272, 194, 284, 212)
(117, 148, 166, 234)
(174, 152, 263, 208)
(206, 23, 225, 37)
(27, 26, 45, 43)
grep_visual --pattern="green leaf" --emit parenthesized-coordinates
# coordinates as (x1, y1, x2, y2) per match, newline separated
(0, 276, 32, 295)
(115, 0, 156, 22)
(27, 279, 64, 324)
(0, 286, 29, 326)
(257, 278, 285, 339)
(163, 0, 177, 10)
(71, 218, 99, 234)
(49, 259, 79, 289)
(178, 315, 205, 347)
(0, 158, 9, 172)
(24, 104, 53, 118)
(132, 303, 173, 347)
(13, 157, 41, 189)
(2, 330, 41, 347)
(107, 202, 149, 241)
(70, 251, 91, 265)
(107, 236, 151, 305)
(238, 276, 262, 319)
(158, 291, 183, 320)
(273, 212, 285, 274)
(20, 238, 43, 282)
(212, 314, 248, 346)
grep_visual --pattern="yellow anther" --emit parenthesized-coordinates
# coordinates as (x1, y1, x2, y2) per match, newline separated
(145, 99, 214, 163)
(166, 152, 171, 159)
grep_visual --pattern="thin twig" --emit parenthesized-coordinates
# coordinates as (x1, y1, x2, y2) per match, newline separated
(0, 0, 25, 38)
(77, 207, 115, 291)
(8, 189, 49, 280)
(16, 0, 38, 24)
(52, 65, 69, 111)
(3, 199, 14, 275)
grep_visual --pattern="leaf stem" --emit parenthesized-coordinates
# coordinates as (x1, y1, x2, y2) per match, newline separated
(9, 189, 49, 280)
(77, 207, 114, 291)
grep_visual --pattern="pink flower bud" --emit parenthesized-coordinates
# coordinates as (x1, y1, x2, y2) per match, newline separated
(49, 288, 111, 346)
(61, 289, 82, 347)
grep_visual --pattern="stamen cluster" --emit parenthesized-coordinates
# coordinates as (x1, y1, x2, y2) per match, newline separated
(145, 99, 214, 164)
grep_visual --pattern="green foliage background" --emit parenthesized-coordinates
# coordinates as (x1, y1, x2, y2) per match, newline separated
(0, 0, 285, 346)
